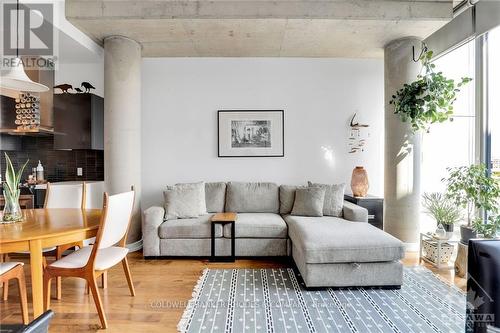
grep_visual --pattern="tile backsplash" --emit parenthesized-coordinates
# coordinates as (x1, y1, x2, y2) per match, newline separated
(0, 135, 103, 182)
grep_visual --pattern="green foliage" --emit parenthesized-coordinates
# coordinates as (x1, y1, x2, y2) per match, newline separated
(389, 48, 472, 132)
(2, 153, 28, 221)
(422, 192, 462, 225)
(443, 164, 500, 226)
(473, 215, 500, 239)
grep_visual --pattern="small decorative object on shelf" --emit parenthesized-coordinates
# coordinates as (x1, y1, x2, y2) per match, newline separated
(53, 83, 73, 93)
(350, 166, 369, 197)
(344, 193, 383, 229)
(1, 153, 29, 223)
(14, 92, 40, 131)
(81, 81, 96, 93)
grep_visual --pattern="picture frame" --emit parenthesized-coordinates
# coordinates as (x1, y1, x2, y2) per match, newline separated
(218, 110, 284, 157)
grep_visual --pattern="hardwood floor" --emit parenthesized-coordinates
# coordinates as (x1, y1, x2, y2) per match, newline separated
(0, 251, 465, 332)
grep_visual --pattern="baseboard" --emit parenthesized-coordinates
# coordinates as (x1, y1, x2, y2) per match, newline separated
(404, 242, 419, 252)
(126, 238, 143, 252)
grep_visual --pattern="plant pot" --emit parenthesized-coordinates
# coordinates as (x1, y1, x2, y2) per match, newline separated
(460, 225, 477, 245)
(442, 223, 454, 239)
(1, 199, 23, 223)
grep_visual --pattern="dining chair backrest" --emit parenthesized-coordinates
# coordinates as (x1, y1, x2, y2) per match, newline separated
(95, 190, 135, 250)
(84, 182, 104, 209)
(44, 183, 85, 209)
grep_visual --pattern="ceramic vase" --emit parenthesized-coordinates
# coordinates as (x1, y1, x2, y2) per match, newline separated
(351, 166, 369, 197)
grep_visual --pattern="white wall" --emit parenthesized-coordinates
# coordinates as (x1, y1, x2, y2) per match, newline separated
(141, 58, 383, 208)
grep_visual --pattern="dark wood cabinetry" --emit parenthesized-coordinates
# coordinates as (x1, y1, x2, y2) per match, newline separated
(53, 94, 103, 150)
(344, 194, 384, 230)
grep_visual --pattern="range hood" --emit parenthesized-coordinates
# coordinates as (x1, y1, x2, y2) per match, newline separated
(0, 60, 55, 136)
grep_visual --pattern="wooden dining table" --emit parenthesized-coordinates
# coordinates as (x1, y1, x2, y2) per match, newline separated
(0, 208, 102, 318)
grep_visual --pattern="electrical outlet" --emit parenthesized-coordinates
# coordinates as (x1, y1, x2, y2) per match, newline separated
(77, 167, 83, 176)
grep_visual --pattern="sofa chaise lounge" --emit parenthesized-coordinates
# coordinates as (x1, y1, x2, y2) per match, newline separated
(143, 181, 405, 287)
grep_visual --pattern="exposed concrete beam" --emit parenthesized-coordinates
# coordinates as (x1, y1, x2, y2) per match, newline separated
(67, 0, 452, 21)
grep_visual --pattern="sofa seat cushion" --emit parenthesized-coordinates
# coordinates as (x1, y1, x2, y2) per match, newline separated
(223, 213, 287, 238)
(284, 215, 404, 264)
(159, 214, 223, 239)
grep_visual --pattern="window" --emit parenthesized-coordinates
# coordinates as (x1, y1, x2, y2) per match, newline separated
(487, 26, 500, 179)
(420, 40, 476, 233)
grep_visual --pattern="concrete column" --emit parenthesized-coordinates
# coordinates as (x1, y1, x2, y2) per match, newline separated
(104, 36, 142, 244)
(384, 37, 422, 245)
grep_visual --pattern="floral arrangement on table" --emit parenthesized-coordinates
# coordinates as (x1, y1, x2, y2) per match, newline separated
(2, 153, 28, 223)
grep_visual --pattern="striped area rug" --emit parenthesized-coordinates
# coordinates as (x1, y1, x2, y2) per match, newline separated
(178, 267, 465, 333)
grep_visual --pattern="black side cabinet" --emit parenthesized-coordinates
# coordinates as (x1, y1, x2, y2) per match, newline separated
(53, 94, 103, 150)
(344, 194, 384, 230)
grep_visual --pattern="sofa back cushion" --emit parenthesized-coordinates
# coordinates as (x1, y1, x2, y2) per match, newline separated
(205, 182, 226, 213)
(225, 182, 279, 213)
(279, 185, 303, 214)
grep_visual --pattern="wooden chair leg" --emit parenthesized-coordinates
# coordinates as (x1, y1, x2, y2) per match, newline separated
(101, 272, 108, 289)
(2, 280, 8, 301)
(43, 274, 52, 311)
(16, 270, 29, 325)
(2, 254, 9, 301)
(87, 275, 108, 329)
(122, 257, 135, 296)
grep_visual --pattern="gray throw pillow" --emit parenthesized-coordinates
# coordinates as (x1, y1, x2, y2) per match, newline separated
(279, 185, 305, 215)
(164, 182, 207, 219)
(291, 187, 326, 217)
(308, 182, 345, 217)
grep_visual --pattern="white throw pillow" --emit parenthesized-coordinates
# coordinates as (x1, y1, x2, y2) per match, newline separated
(164, 182, 207, 219)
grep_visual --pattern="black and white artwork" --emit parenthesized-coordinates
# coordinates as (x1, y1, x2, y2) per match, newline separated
(231, 120, 271, 148)
(218, 110, 284, 157)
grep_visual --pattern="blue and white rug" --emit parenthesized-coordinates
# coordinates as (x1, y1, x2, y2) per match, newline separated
(178, 267, 466, 333)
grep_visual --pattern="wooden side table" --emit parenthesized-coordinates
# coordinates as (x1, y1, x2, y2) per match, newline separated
(211, 212, 237, 262)
(344, 194, 383, 230)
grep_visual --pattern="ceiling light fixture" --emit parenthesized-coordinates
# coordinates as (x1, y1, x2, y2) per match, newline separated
(0, 0, 49, 93)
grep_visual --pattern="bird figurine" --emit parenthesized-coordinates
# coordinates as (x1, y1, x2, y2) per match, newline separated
(74, 87, 83, 93)
(53, 84, 73, 93)
(81, 82, 96, 93)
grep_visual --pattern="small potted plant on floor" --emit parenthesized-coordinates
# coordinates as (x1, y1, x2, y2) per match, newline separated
(443, 164, 500, 244)
(422, 192, 461, 239)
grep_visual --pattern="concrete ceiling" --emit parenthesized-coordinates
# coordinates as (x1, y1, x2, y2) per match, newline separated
(66, 0, 454, 58)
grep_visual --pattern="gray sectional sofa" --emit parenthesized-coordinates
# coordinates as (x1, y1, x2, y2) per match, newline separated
(143, 181, 405, 287)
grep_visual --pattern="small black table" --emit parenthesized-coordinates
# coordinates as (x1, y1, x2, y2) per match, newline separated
(210, 212, 237, 262)
(344, 194, 384, 230)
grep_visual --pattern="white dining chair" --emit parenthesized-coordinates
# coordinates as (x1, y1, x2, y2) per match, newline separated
(44, 182, 86, 300)
(43, 190, 136, 329)
(1, 262, 29, 324)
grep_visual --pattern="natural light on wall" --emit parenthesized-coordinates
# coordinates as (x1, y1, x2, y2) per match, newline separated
(420, 40, 476, 233)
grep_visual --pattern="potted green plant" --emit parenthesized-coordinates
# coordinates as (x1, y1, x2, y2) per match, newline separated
(389, 46, 472, 132)
(443, 164, 500, 243)
(422, 192, 461, 238)
(2, 153, 28, 223)
(472, 215, 500, 239)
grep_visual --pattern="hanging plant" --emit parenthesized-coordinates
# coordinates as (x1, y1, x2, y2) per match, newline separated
(389, 45, 472, 132)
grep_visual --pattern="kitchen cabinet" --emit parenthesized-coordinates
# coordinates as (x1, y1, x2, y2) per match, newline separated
(53, 94, 103, 150)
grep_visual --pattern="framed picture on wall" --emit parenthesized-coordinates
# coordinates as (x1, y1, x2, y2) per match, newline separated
(218, 110, 284, 157)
